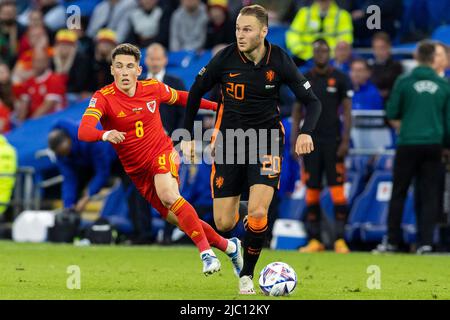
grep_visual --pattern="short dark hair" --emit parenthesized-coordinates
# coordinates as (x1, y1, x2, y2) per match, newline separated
(48, 129, 70, 152)
(416, 40, 436, 65)
(239, 5, 268, 27)
(372, 32, 391, 46)
(111, 43, 141, 62)
(313, 38, 330, 50)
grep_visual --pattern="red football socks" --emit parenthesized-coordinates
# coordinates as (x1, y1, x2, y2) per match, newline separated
(170, 197, 210, 252)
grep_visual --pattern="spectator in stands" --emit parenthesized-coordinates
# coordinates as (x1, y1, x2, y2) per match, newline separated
(89, 29, 116, 92)
(0, 101, 10, 133)
(350, 58, 392, 150)
(74, 16, 95, 62)
(12, 25, 51, 85)
(330, 41, 353, 75)
(170, 0, 209, 51)
(0, 62, 14, 112)
(0, 0, 26, 68)
(52, 29, 91, 101)
(128, 0, 170, 48)
(0, 62, 13, 133)
(18, 0, 66, 33)
(282, 0, 350, 23)
(374, 41, 450, 254)
(286, 0, 353, 65)
(432, 41, 449, 80)
(18, 9, 53, 58)
(15, 49, 66, 121)
(349, 0, 402, 47)
(87, 0, 137, 44)
(205, 0, 234, 49)
(369, 32, 403, 103)
(48, 119, 116, 213)
(0, 134, 16, 216)
(145, 43, 186, 136)
(350, 58, 383, 111)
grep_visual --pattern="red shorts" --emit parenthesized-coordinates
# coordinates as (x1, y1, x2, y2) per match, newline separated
(128, 149, 181, 219)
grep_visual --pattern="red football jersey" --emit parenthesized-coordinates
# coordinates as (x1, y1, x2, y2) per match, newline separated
(82, 79, 180, 174)
(18, 70, 67, 118)
(0, 103, 11, 133)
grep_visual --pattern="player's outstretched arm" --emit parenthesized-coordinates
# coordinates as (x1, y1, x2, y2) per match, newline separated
(173, 90, 217, 111)
(183, 54, 222, 138)
(78, 114, 105, 142)
(78, 114, 126, 144)
(183, 80, 208, 138)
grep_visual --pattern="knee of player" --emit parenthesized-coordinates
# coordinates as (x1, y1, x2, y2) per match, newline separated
(214, 216, 235, 232)
(247, 206, 267, 220)
(246, 208, 268, 232)
(158, 190, 180, 208)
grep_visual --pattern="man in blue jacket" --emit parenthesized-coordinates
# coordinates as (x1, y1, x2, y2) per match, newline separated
(48, 119, 116, 213)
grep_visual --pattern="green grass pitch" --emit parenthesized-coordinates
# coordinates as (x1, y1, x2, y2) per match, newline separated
(1, 240, 450, 300)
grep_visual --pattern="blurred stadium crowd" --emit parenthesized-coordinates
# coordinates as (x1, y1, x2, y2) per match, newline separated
(2, 0, 450, 252)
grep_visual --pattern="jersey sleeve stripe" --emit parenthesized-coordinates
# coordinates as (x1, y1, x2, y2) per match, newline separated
(82, 113, 101, 121)
(84, 110, 102, 117)
(167, 88, 178, 105)
(86, 108, 102, 116)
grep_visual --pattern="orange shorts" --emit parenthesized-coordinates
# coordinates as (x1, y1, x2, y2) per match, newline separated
(128, 149, 181, 219)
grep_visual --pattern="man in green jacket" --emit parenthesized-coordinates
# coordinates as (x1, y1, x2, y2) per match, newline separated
(0, 134, 17, 215)
(375, 40, 450, 254)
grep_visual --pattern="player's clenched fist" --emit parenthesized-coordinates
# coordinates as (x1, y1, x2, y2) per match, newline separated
(295, 134, 314, 155)
(103, 130, 126, 144)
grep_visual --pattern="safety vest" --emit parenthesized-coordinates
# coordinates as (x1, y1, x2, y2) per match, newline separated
(0, 135, 17, 215)
(286, 1, 353, 61)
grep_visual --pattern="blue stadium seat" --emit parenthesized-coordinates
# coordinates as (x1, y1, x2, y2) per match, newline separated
(320, 169, 365, 215)
(346, 170, 392, 242)
(348, 169, 417, 244)
(345, 154, 373, 179)
(373, 154, 395, 172)
(166, 50, 213, 89)
(64, 0, 102, 17)
(267, 25, 288, 51)
(100, 183, 134, 234)
(432, 25, 450, 45)
(278, 189, 306, 221)
(5, 99, 87, 172)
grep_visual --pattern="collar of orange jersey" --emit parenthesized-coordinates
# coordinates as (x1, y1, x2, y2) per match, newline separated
(112, 80, 142, 98)
(237, 39, 272, 66)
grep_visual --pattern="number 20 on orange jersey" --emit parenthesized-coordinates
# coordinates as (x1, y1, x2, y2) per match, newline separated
(226, 82, 245, 100)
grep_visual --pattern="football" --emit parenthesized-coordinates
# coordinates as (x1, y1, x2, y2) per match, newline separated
(258, 262, 297, 296)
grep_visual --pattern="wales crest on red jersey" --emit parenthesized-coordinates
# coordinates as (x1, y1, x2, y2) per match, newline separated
(147, 100, 156, 113)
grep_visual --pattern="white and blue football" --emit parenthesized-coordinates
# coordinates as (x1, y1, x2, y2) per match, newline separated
(258, 262, 297, 296)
